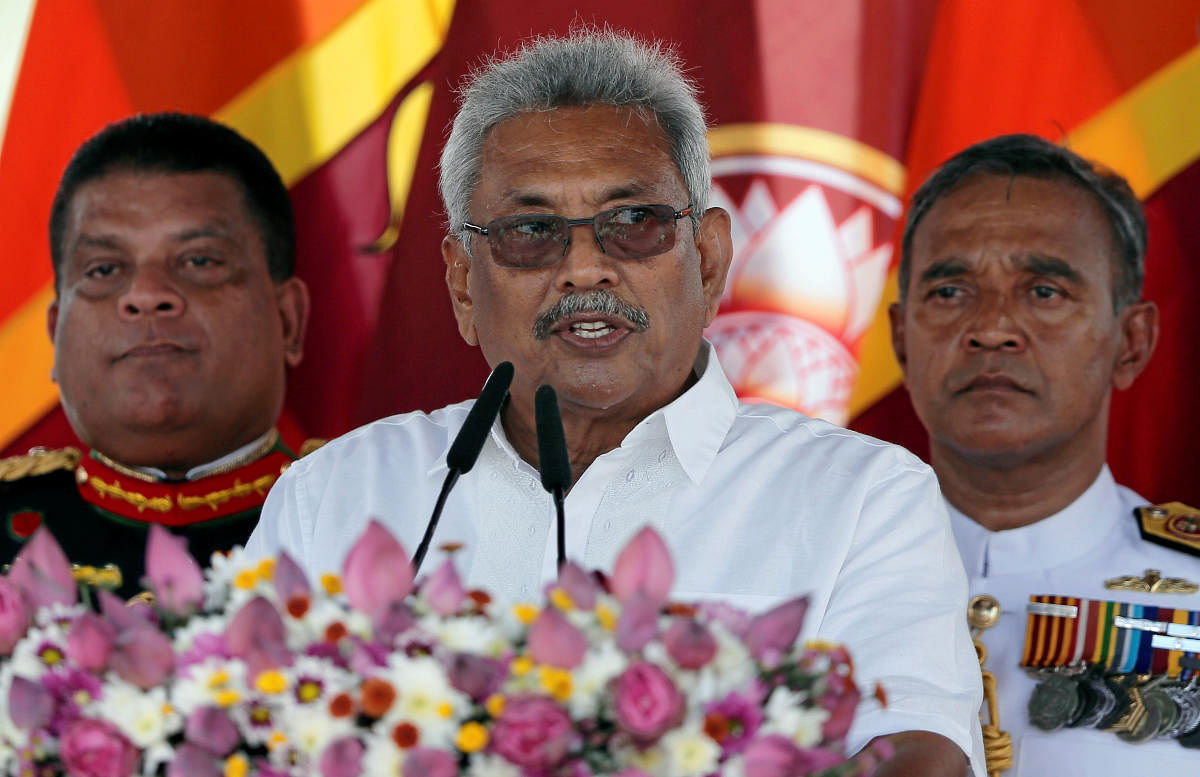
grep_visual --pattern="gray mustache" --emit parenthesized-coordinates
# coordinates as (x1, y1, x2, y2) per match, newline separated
(532, 290, 651, 340)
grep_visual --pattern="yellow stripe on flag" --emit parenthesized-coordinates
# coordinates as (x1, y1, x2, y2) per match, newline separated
(0, 284, 56, 449)
(1069, 44, 1200, 199)
(215, 0, 454, 186)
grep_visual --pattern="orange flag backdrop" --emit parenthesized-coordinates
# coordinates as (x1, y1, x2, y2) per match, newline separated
(2, 1, 1198, 504)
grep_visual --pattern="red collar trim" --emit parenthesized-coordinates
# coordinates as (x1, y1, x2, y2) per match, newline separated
(75, 448, 294, 526)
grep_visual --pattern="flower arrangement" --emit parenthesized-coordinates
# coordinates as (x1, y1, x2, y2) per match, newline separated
(0, 521, 890, 777)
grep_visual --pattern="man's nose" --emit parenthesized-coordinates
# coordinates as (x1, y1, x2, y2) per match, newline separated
(117, 266, 185, 320)
(964, 294, 1026, 352)
(553, 222, 617, 291)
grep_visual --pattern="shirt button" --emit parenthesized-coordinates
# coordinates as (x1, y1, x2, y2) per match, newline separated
(527, 525, 537, 537)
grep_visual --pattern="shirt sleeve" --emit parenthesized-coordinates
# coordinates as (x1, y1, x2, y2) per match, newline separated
(822, 460, 986, 777)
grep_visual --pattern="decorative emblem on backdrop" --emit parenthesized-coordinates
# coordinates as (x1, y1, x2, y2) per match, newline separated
(705, 124, 904, 424)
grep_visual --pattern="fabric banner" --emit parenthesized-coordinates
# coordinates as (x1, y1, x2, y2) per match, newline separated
(2, 1, 1197, 505)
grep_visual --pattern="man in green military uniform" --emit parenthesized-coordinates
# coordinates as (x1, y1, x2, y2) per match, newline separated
(0, 113, 310, 597)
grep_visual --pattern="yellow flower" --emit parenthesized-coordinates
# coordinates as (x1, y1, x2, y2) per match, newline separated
(215, 690, 240, 708)
(255, 670, 288, 695)
(549, 587, 574, 611)
(223, 754, 249, 777)
(485, 694, 506, 718)
(267, 731, 288, 750)
(256, 558, 276, 580)
(456, 721, 489, 752)
(804, 639, 839, 652)
(437, 701, 454, 719)
(510, 656, 533, 677)
(208, 670, 230, 689)
(595, 603, 616, 632)
(320, 572, 342, 595)
(513, 603, 538, 624)
(233, 570, 258, 590)
(538, 667, 573, 702)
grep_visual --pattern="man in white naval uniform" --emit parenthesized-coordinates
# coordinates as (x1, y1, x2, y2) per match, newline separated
(890, 133, 1200, 775)
(250, 30, 987, 777)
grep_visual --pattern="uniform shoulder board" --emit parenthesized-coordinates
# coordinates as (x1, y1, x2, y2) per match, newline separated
(1134, 502, 1200, 557)
(0, 447, 82, 482)
(298, 438, 327, 458)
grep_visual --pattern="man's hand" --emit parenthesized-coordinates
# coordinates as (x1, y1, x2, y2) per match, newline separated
(870, 731, 969, 777)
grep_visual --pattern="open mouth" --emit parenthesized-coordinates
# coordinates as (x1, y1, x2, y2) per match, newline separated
(569, 320, 617, 339)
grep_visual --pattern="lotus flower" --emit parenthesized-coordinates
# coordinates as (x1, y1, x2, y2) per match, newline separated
(66, 611, 116, 673)
(528, 607, 587, 669)
(663, 617, 717, 669)
(110, 621, 175, 690)
(424, 559, 466, 615)
(341, 520, 414, 621)
(184, 706, 240, 756)
(273, 553, 312, 617)
(144, 525, 205, 616)
(319, 736, 365, 777)
(168, 743, 221, 777)
(7, 528, 76, 610)
(225, 596, 292, 678)
(615, 592, 660, 654)
(743, 597, 808, 666)
(553, 562, 598, 609)
(610, 526, 673, 605)
(0, 576, 31, 654)
(8, 675, 54, 730)
(402, 748, 457, 777)
(742, 734, 843, 777)
(446, 652, 506, 702)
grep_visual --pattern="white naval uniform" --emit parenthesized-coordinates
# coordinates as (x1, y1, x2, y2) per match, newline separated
(950, 467, 1200, 775)
(250, 343, 986, 774)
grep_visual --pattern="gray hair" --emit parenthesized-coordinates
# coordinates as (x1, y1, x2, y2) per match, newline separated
(899, 133, 1146, 313)
(438, 29, 710, 250)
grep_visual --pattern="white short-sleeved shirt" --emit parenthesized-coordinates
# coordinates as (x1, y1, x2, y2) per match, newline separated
(249, 345, 985, 774)
(950, 467, 1200, 775)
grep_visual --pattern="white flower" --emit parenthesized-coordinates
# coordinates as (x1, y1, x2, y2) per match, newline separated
(9, 623, 70, 680)
(171, 614, 228, 654)
(661, 718, 722, 777)
(170, 656, 247, 715)
(362, 732, 404, 776)
(279, 703, 353, 760)
(568, 641, 627, 718)
(419, 613, 505, 656)
(465, 752, 523, 777)
(33, 602, 86, 628)
(761, 686, 829, 747)
(94, 680, 181, 749)
(378, 654, 469, 748)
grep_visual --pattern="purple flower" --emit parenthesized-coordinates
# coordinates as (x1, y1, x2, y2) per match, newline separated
(8, 675, 54, 730)
(319, 736, 364, 777)
(59, 718, 139, 777)
(611, 661, 683, 742)
(491, 694, 574, 770)
(403, 747, 456, 777)
(704, 689, 765, 755)
(184, 706, 239, 756)
(445, 652, 505, 702)
(167, 743, 221, 777)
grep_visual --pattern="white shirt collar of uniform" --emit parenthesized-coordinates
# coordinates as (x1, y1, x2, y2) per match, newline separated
(948, 465, 1119, 577)
(430, 341, 737, 486)
(118, 428, 278, 482)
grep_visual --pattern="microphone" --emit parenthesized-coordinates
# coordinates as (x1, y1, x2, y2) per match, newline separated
(535, 385, 572, 571)
(412, 361, 514, 573)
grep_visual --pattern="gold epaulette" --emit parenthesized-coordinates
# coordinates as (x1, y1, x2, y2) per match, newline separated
(298, 438, 327, 457)
(1135, 502, 1200, 558)
(0, 447, 82, 482)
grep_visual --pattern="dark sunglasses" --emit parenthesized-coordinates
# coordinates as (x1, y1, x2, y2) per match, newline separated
(463, 204, 694, 269)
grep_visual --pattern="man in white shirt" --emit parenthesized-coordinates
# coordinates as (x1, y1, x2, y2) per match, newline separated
(249, 30, 984, 775)
(889, 133, 1200, 774)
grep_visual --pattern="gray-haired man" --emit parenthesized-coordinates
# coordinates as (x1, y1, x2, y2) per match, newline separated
(250, 31, 984, 775)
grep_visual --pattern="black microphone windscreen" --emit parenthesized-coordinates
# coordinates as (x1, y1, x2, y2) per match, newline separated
(535, 384, 572, 493)
(446, 361, 514, 474)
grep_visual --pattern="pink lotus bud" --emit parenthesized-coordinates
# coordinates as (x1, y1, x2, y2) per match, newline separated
(60, 718, 139, 777)
(446, 652, 505, 702)
(342, 521, 414, 621)
(403, 748, 457, 777)
(110, 622, 175, 690)
(663, 617, 717, 669)
(743, 597, 808, 666)
(820, 683, 861, 743)
(184, 706, 240, 756)
(273, 553, 311, 618)
(611, 661, 683, 741)
(424, 559, 465, 616)
(699, 601, 752, 638)
(615, 592, 659, 654)
(225, 596, 292, 678)
(492, 695, 573, 770)
(319, 736, 365, 777)
(7, 528, 76, 610)
(144, 525, 205, 616)
(96, 590, 154, 630)
(742, 734, 843, 777)
(0, 576, 31, 654)
(553, 562, 598, 610)
(8, 675, 54, 730)
(67, 611, 116, 672)
(167, 743, 220, 777)
(610, 527, 673, 605)
(528, 607, 587, 669)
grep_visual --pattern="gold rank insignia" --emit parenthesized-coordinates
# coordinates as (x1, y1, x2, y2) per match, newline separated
(1135, 503, 1200, 558)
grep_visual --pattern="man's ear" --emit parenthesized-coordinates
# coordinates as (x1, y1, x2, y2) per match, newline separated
(46, 298, 59, 382)
(888, 302, 907, 372)
(696, 207, 734, 327)
(443, 234, 478, 346)
(276, 276, 310, 368)
(1112, 300, 1158, 390)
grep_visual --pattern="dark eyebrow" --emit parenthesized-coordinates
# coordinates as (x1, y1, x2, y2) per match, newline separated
(1018, 254, 1083, 284)
(500, 183, 656, 211)
(917, 258, 969, 286)
(72, 234, 125, 252)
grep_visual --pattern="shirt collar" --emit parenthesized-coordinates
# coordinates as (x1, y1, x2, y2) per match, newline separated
(948, 465, 1120, 577)
(434, 341, 738, 486)
(102, 428, 280, 482)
